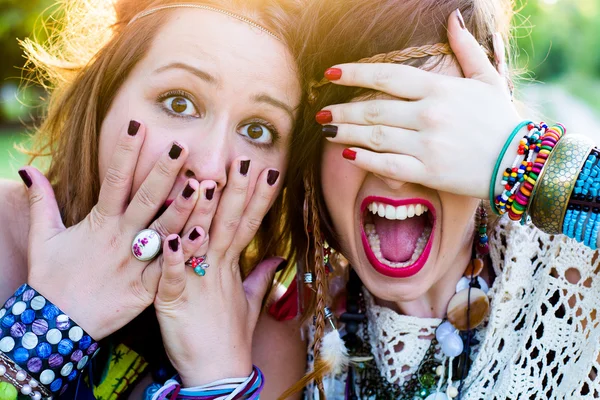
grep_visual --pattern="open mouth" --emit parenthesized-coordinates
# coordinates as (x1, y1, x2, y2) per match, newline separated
(360, 196, 436, 278)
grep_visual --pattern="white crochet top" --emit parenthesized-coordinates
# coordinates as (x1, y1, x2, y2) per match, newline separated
(305, 219, 600, 399)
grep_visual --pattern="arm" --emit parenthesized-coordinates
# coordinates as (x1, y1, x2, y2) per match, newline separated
(252, 312, 306, 400)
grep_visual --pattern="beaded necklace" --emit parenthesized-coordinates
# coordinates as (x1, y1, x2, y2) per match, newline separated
(340, 206, 491, 400)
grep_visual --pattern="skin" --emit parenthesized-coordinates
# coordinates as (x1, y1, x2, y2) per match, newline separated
(0, 8, 305, 398)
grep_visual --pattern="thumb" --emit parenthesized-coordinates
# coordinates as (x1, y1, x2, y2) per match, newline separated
(244, 257, 287, 323)
(18, 167, 65, 242)
(448, 9, 501, 86)
(156, 234, 187, 303)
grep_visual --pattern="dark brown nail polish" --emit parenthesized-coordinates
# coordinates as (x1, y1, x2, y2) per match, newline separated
(267, 170, 280, 186)
(182, 183, 195, 199)
(128, 120, 140, 136)
(18, 170, 32, 188)
(240, 160, 251, 176)
(276, 259, 288, 272)
(168, 238, 179, 252)
(205, 186, 215, 200)
(169, 143, 183, 160)
(189, 228, 201, 241)
(456, 9, 466, 30)
(322, 125, 338, 138)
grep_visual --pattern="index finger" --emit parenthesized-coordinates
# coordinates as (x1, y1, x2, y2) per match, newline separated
(96, 120, 145, 218)
(323, 63, 446, 100)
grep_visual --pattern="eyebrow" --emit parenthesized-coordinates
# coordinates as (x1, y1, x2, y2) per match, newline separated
(154, 62, 217, 84)
(253, 94, 295, 120)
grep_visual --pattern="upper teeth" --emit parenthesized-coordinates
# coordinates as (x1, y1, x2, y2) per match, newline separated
(367, 202, 428, 220)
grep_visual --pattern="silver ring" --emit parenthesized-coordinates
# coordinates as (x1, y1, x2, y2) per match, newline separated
(131, 229, 161, 261)
(186, 255, 209, 277)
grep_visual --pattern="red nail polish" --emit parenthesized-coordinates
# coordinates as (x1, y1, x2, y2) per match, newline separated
(316, 110, 333, 125)
(342, 148, 357, 161)
(324, 68, 342, 81)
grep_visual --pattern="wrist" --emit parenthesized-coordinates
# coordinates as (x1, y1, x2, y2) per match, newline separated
(179, 358, 253, 388)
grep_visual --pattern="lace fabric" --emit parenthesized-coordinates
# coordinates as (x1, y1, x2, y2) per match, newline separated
(305, 218, 600, 399)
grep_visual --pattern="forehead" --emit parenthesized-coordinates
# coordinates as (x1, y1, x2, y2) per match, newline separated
(143, 8, 297, 92)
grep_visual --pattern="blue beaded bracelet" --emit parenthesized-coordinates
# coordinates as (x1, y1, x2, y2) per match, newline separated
(0, 284, 100, 395)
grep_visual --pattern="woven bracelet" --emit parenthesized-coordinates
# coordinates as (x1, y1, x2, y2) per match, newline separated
(0, 284, 100, 396)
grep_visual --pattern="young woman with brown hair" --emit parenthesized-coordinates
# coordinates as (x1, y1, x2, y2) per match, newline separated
(0, 0, 306, 398)
(282, 0, 600, 398)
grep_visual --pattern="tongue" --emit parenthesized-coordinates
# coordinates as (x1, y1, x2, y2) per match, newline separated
(373, 214, 426, 262)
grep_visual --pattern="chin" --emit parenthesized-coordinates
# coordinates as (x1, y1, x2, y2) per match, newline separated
(358, 196, 437, 279)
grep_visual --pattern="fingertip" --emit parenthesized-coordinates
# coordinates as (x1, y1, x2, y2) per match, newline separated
(18, 168, 32, 188)
(167, 234, 180, 253)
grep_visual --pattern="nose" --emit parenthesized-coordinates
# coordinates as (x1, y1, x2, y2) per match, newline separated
(181, 125, 230, 190)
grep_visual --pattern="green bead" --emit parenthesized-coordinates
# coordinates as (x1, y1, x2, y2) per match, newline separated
(419, 373, 436, 387)
(418, 388, 430, 397)
(0, 382, 18, 400)
(194, 266, 206, 276)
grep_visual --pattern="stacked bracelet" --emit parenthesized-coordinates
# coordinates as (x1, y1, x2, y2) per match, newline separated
(151, 365, 265, 400)
(0, 284, 100, 396)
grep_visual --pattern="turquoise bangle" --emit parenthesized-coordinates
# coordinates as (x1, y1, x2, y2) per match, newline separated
(489, 121, 533, 215)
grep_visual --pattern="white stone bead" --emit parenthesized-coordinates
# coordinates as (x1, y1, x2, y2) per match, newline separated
(447, 386, 459, 398)
(440, 332, 464, 358)
(20, 384, 32, 395)
(40, 369, 55, 385)
(435, 365, 446, 376)
(425, 393, 449, 400)
(32, 392, 42, 400)
(11, 301, 27, 315)
(455, 276, 471, 293)
(0, 365, 6, 376)
(477, 276, 489, 294)
(435, 321, 456, 343)
(0, 336, 15, 353)
(29, 379, 38, 388)
(16, 370, 27, 381)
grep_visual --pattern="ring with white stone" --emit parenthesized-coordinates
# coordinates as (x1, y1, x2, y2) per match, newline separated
(131, 229, 161, 261)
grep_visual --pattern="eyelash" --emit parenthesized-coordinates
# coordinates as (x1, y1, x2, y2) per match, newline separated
(156, 90, 281, 148)
(157, 90, 201, 119)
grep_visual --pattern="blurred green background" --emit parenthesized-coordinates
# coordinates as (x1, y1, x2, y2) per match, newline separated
(0, 0, 599, 180)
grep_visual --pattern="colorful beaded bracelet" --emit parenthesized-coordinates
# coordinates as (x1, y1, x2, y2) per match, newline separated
(0, 352, 50, 399)
(151, 365, 264, 400)
(490, 120, 533, 216)
(0, 284, 100, 396)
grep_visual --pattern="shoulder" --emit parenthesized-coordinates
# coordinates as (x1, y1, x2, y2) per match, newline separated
(0, 179, 30, 298)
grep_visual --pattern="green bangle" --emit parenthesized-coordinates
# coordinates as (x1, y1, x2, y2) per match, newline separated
(489, 120, 533, 215)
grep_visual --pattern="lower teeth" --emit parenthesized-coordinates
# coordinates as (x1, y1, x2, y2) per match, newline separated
(364, 223, 432, 268)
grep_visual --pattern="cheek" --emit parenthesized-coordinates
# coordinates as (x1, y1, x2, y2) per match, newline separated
(321, 142, 364, 250)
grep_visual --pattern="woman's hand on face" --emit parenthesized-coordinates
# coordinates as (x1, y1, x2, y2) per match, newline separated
(20, 121, 206, 340)
(317, 10, 522, 199)
(154, 158, 283, 387)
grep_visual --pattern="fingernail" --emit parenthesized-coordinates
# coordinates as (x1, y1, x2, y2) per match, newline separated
(456, 9, 466, 30)
(18, 169, 32, 188)
(276, 259, 288, 272)
(240, 160, 251, 176)
(169, 142, 183, 159)
(168, 238, 179, 252)
(322, 125, 338, 138)
(324, 68, 342, 81)
(342, 148, 357, 161)
(182, 183, 195, 199)
(128, 120, 140, 136)
(189, 228, 201, 241)
(316, 110, 333, 125)
(267, 169, 280, 186)
(205, 186, 215, 200)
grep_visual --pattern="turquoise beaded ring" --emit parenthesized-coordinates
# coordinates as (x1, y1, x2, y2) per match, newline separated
(186, 255, 209, 276)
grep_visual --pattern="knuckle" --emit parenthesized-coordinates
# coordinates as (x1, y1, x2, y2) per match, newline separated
(364, 102, 382, 124)
(369, 125, 385, 149)
(136, 184, 157, 210)
(383, 156, 402, 177)
(151, 219, 170, 238)
(116, 138, 137, 155)
(28, 191, 44, 209)
(372, 67, 392, 89)
(103, 166, 129, 189)
(224, 217, 241, 232)
(155, 158, 174, 179)
(245, 216, 263, 233)
(418, 105, 443, 128)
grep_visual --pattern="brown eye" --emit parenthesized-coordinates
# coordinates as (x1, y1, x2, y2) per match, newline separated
(171, 97, 188, 113)
(161, 94, 199, 117)
(248, 123, 264, 139)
